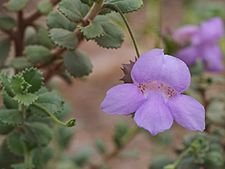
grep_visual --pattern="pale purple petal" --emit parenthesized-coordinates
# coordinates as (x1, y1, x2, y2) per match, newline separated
(131, 49, 164, 84)
(101, 84, 145, 115)
(173, 25, 199, 45)
(202, 45, 224, 72)
(176, 46, 199, 65)
(131, 49, 191, 92)
(134, 92, 173, 135)
(159, 55, 191, 92)
(168, 94, 205, 131)
(194, 17, 224, 45)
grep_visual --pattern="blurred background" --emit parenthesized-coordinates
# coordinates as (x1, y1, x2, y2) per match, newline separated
(0, 0, 225, 169)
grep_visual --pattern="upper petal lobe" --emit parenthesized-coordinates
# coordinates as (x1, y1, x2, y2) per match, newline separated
(168, 94, 205, 131)
(134, 92, 173, 135)
(131, 49, 164, 83)
(101, 84, 145, 115)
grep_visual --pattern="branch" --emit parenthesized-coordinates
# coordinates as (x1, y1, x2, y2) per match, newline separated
(24, 0, 61, 26)
(43, 0, 104, 82)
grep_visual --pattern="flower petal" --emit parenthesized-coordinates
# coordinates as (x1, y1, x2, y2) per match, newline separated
(176, 46, 198, 65)
(173, 25, 199, 45)
(159, 55, 191, 92)
(168, 94, 205, 131)
(134, 92, 173, 135)
(101, 84, 145, 115)
(194, 17, 224, 44)
(131, 48, 164, 83)
(202, 45, 224, 72)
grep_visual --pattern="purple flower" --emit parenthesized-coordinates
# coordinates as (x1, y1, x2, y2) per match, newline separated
(101, 49, 205, 135)
(173, 17, 224, 72)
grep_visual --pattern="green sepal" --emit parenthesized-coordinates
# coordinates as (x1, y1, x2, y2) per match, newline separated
(63, 50, 93, 77)
(58, 0, 89, 23)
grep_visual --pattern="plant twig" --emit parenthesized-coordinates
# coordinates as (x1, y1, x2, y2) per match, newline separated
(24, 0, 61, 26)
(43, 0, 104, 82)
(15, 11, 25, 56)
(103, 4, 140, 58)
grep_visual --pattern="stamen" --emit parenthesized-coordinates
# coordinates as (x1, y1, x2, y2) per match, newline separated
(138, 81, 177, 98)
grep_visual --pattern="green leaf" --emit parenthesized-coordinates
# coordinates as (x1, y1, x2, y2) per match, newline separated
(24, 122, 52, 147)
(11, 75, 31, 94)
(47, 11, 77, 31)
(32, 147, 54, 168)
(10, 57, 32, 70)
(38, 0, 53, 15)
(0, 73, 14, 96)
(24, 45, 52, 64)
(0, 16, 16, 30)
(36, 27, 54, 49)
(79, 16, 105, 40)
(7, 131, 25, 156)
(49, 28, 78, 49)
(63, 51, 93, 77)
(81, 0, 94, 6)
(58, 0, 89, 23)
(11, 163, 27, 169)
(105, 0, 143, 13)
(21, 68, 43, 93)
(55, 126, 74, 149)
(95, 21, 124, 49)
(72, 147, 93, 167)
(149, 156, 173, 169)
(34, 91, 64, 114)
(4, 0, 29, 12)
(0, 121, 14, 135)
(95, 139, 107, 155)
(14, 93, 39, 106)
(0, 38, 11, 68)
(2, 90, 18, 109)
(113, 122, 129, 148)
(0, 109, 23, 125)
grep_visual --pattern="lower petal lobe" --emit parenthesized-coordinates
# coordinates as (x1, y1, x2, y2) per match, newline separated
(101, 84, 145, 115)
(134, 92, 173, 135)
(168, 94, 205, 131)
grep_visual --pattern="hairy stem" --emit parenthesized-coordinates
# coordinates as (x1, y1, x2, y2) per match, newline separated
(103, 4, 140, 58)
(33, 103, 75, 127)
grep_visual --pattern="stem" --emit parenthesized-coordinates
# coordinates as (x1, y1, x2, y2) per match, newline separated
(24, 0, 61, 26)
(24, 147, 33, 169)
(32, 103, 75, 127)
(42, 0, 104, 82)
(103, 4, 140, 58)
(15, 11, 25, 56)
